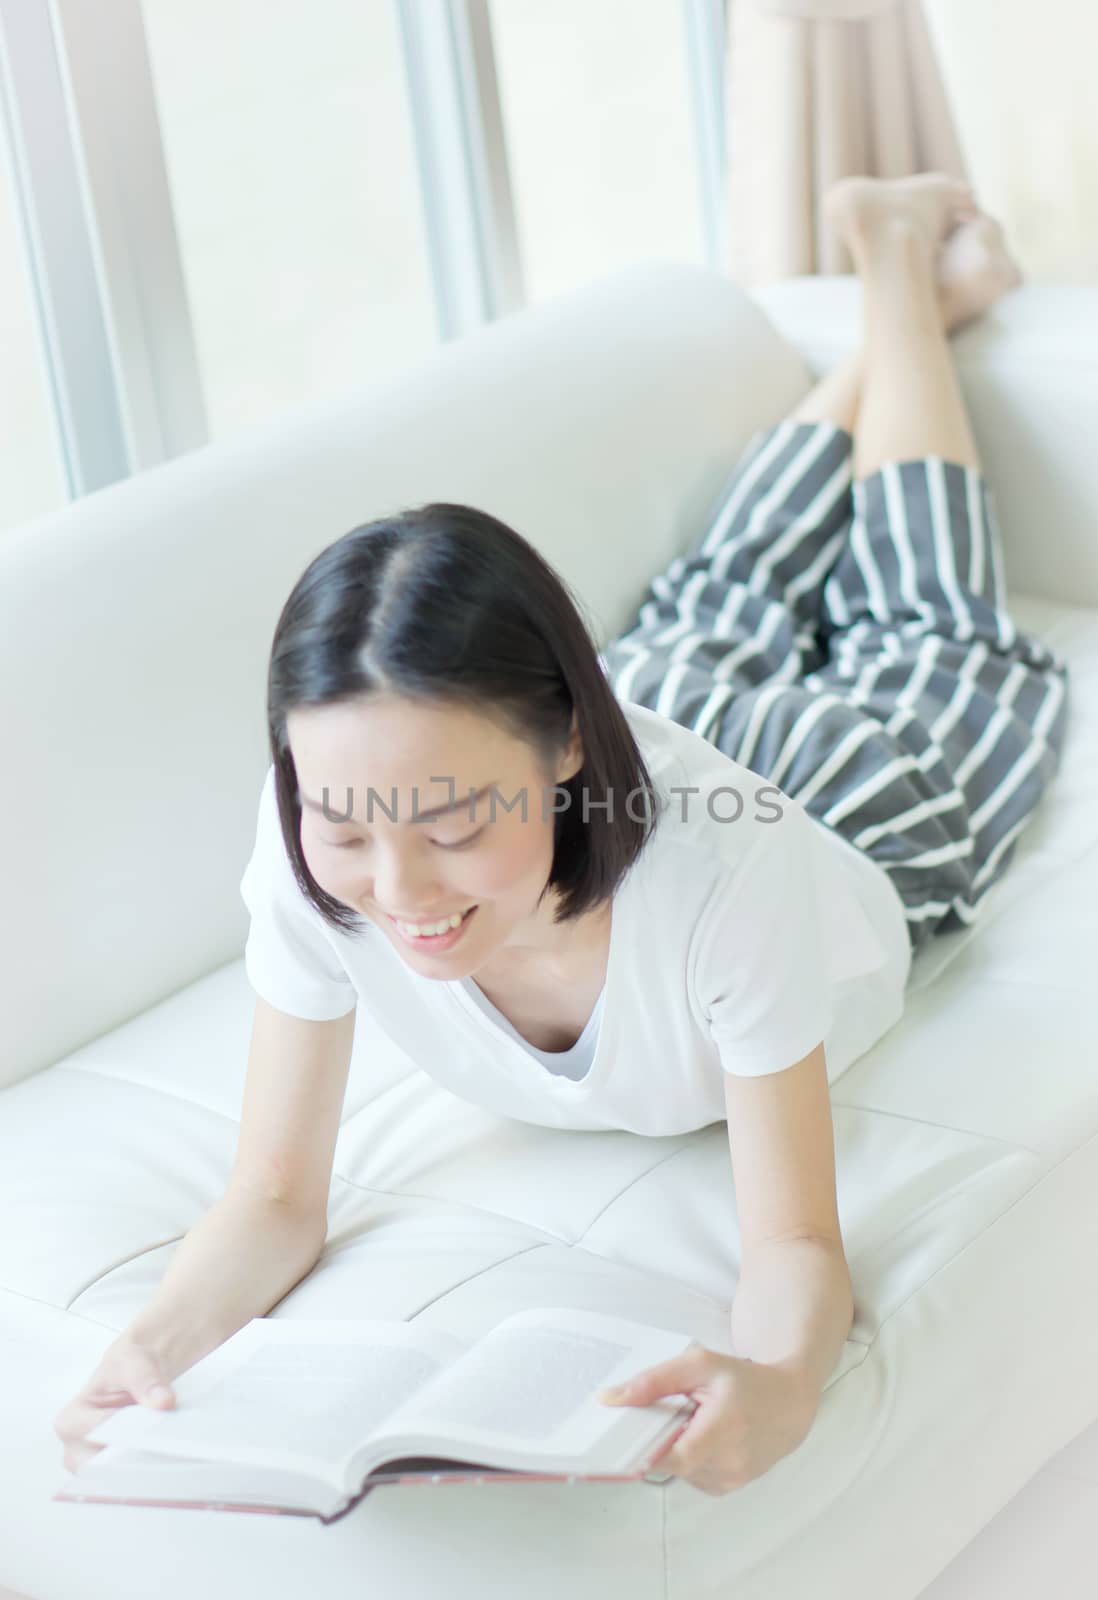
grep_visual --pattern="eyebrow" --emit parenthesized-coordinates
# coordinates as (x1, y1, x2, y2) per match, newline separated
(299, 783, 498, 824)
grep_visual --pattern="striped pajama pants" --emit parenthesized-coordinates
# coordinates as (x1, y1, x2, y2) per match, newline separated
(599, 419, 1071, 956)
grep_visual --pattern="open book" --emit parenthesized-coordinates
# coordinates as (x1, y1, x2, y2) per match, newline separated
(54, 1308, 700, 1523)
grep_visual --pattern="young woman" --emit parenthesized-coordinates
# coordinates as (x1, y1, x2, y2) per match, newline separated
(55, 175, 1069, 1500)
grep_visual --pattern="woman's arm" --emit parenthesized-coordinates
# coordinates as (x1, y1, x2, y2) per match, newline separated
(125, 1185, 331, 1379)
(595, 1040, 854, 1494)
(134, 997, 360, 1374)
(722, 1040, 854, 1409)
(727, 1237, 853, 1417)
(53, 999, 359, 1473)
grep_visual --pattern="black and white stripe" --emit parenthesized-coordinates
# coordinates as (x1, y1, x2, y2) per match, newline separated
(600, 420, 1070, 954)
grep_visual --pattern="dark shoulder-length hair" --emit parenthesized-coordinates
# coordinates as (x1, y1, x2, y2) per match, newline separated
(266, 502, 659, 936)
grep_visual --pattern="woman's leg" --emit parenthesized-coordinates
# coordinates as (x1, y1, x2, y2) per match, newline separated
(603, 175, 1069, 953)
(786, 182, 1071, 948)
(599, 418, 855, 739)
(789, 353, 863, 435)
(598, 191, 1009, 748)
(789, 206, 1024, 438)
(848, 214, 979, 476)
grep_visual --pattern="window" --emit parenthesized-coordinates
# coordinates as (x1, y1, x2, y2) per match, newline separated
(0, 130, 63, 532)
(2, 1, 724, 513)
(140, 0, 438, 437)
(925, 0, 1097, 281)
(489, 0, 707, 305)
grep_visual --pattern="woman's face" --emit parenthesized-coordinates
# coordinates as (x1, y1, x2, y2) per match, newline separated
(287, 692, 583, 978)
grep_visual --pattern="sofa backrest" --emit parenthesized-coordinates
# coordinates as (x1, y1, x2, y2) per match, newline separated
(0, 262, 813, 1087)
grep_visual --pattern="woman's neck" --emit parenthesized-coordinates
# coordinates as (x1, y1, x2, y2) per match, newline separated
(476, 896, 611, 985)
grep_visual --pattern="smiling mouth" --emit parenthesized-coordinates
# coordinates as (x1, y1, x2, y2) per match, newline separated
(384, 905, 476, 923)
(385, 904, 479, 945)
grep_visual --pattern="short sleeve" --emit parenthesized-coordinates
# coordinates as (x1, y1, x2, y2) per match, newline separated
(239, 767, 359, 1021)
(694, 798, 835, 1077)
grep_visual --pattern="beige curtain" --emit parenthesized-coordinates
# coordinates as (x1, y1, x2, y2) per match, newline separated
(725, 0, 971, 284)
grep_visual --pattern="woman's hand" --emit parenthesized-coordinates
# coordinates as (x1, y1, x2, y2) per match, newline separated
(598, 1342, 818, 1496)
(53, 1336, 177, 1474)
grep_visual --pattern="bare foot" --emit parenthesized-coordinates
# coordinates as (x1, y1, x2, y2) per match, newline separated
(824, 171, 979, 259)
(936, 212, 1025, 333)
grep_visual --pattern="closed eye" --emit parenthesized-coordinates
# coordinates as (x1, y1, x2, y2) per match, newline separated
(327, 829, 485, 851)
(434, 828, 484, 851)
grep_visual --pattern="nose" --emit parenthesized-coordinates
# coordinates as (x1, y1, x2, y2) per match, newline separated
(367, 841, 441, 917)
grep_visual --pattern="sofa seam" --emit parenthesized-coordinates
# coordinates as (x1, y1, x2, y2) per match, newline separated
(760, 1134, 1098, 1568)
(403, 1241, 550, 1324)
(934, 971, 1098, 998)
(827, 1098, 1043, 1159)
(0, 1283, 120, 1331)
(327, 1174, 734, 1315)
(572, 1141, 696, 1247)
(33, 1060, 411, 1130)
(43, 1063, 1050, 1165)
(551, 1234, 733, 1317)
(44, 1064, 241, 1125)
(866, 1122, 1098, 1346)
(327, 1176, 738, 1319)
(61, 1172, 565, 1297)
(66, 1234, 188, 1311)
(326, 1173, 573, 1244)
(754, 323, 1098, 376)
(329, 1144, 698, 1249)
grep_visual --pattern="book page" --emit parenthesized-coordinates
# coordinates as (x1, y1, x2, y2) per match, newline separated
(376, 1308, 696, 1468)
(87, 1318, 465, 1486)
(57, 1446, 345, 1519)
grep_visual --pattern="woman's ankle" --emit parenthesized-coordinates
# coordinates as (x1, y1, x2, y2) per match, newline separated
(851, 214, 937, 270)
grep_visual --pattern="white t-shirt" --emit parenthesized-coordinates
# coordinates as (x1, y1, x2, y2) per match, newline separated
(459, 975, 605, 1082)
(239, 703, 912, 1136)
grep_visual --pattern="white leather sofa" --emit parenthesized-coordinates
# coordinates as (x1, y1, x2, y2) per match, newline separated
(3, 261, 1097, 1600)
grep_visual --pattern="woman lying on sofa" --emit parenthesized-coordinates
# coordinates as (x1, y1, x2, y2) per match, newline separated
(55, 173, 1069, 1499)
